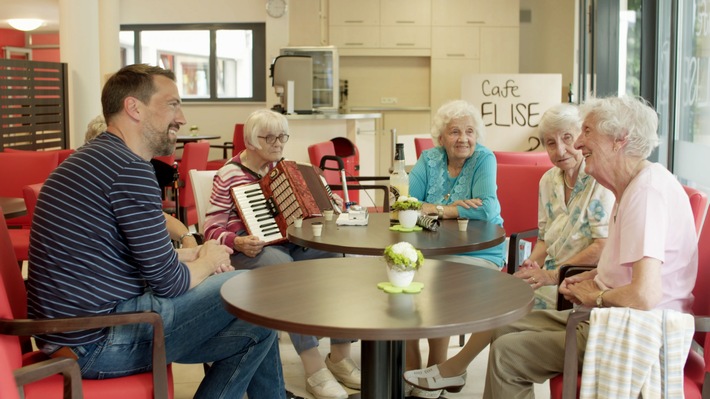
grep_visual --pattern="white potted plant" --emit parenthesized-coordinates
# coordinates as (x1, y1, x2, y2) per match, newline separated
(383, 241, 424, 288)
(391, 196, 422, 229)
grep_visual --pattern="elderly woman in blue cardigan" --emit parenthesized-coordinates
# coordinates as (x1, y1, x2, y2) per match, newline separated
(405, 99, 505, 398)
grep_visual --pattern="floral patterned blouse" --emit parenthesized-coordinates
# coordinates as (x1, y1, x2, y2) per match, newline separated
(534, 159, 615, 309)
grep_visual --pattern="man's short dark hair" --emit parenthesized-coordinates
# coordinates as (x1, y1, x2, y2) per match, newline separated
(102, 64, 176, 123)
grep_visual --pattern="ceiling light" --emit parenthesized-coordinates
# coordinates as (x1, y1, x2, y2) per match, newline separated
(8, 19, 44, 31)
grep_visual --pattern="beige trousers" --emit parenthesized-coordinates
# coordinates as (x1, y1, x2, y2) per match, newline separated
(483, 309, 590, 399)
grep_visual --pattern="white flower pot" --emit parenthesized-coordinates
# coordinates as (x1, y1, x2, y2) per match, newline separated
(398, 210, 419, 229)
(386, 267, 416, 288)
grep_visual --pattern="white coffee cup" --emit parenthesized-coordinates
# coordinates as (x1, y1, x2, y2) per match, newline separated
(323, 210, 334, 221)
(457, 218, 469, 232)
(293, 217, 303, 228)
(312, 222, 323, 237)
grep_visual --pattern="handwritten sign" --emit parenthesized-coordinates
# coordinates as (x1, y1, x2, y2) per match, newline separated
(461, 74, 562, 151)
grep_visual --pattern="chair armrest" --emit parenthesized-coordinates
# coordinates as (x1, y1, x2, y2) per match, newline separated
(556, 265, 597, 311)
(331, 184, 390, 210)
(507, 228, 538, 274)
(562, 309, 591, 399)
(0, 311, 169, 399)
(14, 357, 83, 399)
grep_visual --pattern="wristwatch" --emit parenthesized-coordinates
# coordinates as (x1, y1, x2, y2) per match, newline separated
(436, 205, 444, 219)
(179, 232, 194, 242)
(595, 289, 609, 307)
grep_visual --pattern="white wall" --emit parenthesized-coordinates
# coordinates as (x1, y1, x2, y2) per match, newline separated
(519, 0, 576, 102)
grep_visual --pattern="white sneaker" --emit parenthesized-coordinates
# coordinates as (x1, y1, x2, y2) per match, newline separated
(305, 368, 348, 399)
(325, 354, 361, 390)
(410, 386, 442, 398)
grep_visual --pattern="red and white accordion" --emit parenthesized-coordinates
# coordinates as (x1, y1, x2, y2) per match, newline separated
(230, 160, 335, 244)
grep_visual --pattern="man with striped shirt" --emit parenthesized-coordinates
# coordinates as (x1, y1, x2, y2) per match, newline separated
(27, 64, 286, 398)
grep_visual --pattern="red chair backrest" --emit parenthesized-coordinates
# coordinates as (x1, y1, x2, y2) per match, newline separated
(231, 123, 246, 158)
(0, 152, 58, 198)
(496, 164, 551, 236)
(494, 151, 554, 167)
(414, 138, 435, 159)
(22, 183, 43, 222)
(308, 141, 339, 187)
(0, 334, 21, 399)
(683, 185, 708, 236)
(0, 212, 29, 322)
(178, 142, 210, 208)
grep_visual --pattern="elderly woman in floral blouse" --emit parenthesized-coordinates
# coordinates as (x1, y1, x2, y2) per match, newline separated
(515, 102, 615, 310)
(403, 102, 615, 396)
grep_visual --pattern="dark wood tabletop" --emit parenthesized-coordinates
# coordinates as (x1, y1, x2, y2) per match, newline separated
(0, 197, 26, 219)
(221, 257, 533, 341)
(221, 257, 533, 398)
(287, 212, 506, 256)
(175, 134, 221, 143)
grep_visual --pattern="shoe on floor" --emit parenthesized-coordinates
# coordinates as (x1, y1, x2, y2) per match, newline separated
(305, 368, 348, 399)
(409, 386, 443, 398)
(325, 354, 361, 390)
(403, 364, 467, 393)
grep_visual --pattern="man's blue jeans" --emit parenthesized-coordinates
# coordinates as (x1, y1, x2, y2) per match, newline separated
(72, 270, 286, 399)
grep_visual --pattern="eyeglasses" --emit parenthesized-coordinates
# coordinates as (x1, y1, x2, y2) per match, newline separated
(257, 134, 290, 144)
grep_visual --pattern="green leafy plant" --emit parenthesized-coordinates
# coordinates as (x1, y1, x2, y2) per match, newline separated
(391, 196, 423, 211)
(383, 241, 425, 271)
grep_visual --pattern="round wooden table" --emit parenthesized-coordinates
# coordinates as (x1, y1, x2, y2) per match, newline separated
(175, 134, 221, 143)
(221, 258, 533, 398)
(287, 212, 506, 256)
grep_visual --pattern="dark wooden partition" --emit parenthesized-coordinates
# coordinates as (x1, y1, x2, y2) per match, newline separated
(0, 59, 69, 151)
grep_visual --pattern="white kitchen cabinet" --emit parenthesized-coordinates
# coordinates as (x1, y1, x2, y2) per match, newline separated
(431, 0, 519, 27)
(430, 58, 480, 112)
(380, 0, 431, 26)
(329, 26, 380, 48)
(380, 27, 431, 49)
(431, 27, 480, 59)
(329, 0, 379, 25)
(479, 27, 519, 73)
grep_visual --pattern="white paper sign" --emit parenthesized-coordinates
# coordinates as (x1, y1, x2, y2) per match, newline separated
(461, 74, 562, 151)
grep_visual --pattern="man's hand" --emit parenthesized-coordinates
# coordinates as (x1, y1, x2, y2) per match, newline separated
(233, 235, 266, 258)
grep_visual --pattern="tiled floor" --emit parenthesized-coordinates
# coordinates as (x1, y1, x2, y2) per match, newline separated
(173, 334, 550, 398)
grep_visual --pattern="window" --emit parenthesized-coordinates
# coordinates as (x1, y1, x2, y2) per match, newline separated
(120, 23, 266, 102)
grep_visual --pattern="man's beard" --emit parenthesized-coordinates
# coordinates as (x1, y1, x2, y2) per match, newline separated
(145, 126, 176, 157)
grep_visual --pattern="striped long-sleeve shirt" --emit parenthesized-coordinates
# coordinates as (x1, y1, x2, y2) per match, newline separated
(27, 133, 190, 346)
(203, 153, 277, 250)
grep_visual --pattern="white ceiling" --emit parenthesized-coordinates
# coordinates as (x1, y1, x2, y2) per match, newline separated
(0, 0, 59, 31)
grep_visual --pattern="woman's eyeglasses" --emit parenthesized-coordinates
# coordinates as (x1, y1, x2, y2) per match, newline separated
(257, 134, 290, 144)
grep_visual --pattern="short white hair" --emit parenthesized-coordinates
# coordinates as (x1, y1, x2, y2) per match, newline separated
(85, 115, 107, 143)
(243, 109, 289, 149)
(431, 100, 485, 143)
(579, 95, 659, 158)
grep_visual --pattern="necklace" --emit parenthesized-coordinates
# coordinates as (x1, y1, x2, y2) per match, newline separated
(563, 173, 575, 190)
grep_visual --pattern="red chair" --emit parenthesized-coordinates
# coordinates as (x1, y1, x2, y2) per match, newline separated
(7, 184, 43, 264)
(0, 337, 83, 399)
(550, 186, 710, 399)
(496, 164, 552, 273)
(683, 185, 708, 236)
(165, 142, 210, 227)
(3, 148, 74, 166)
(0, 210, 173, 399)
(494, 150, 554, 167)
(0, 151, 59, 228)
(206, 123, 245, 170)
(414, 138, 434, 159)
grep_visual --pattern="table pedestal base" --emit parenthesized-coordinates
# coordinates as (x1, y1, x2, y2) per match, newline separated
(360, 340, 405, 399)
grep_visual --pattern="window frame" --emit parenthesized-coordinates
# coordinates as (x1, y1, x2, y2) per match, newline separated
(120, 23, 266, 103)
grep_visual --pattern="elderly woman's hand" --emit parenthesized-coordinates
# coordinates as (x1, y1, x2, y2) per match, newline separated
(452, 198, 483, 209)
(514, 261, 556, 289)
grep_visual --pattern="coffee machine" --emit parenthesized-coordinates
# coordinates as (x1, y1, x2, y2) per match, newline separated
(270, 55, 313, 114)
